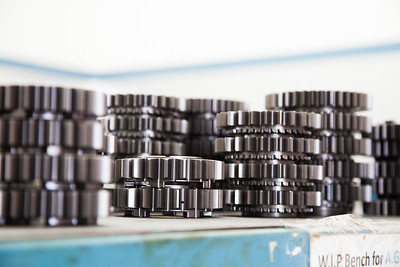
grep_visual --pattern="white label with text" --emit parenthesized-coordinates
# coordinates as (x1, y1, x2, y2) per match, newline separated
(310, 233, 400, 267)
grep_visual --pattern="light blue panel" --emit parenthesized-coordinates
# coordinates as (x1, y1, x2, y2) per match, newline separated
(0, 228, 309, 267)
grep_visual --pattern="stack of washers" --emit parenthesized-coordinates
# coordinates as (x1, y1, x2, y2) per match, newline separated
(186, 99, 246, 159)
(104, 94, 188, 157)
(365, 121, 400, 215)
(265, 91, 374, 216)
(215, 110, 324, 217)
(113, 156, 224, 218)
(0, 85, 113, 226)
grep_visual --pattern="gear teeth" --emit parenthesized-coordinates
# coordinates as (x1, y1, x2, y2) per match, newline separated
(186, 99, 245, 114)
(215, 136, 321, 155)
(113, 156, 225, 218)
(364, 199, 400, 216)
(216, 110, 321, 130)
(0, 85, 112, 226)
(266, 91, 372, 112)
(265, 90, 374, 216)
(0, 85, 107, 117)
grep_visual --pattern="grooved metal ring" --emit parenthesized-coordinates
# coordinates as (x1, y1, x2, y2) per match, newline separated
(320, 136, 372, 156)
(104, 115, 189, 135)
(0, 187, 110, 226)
(364, 199, 400, 216)
(265, 91, 372, 111)
(103, 136, 186, 156)
(215, 136, 321, 155)
(186, 99, 245, 114)
(115, 156, 224, 182)
(114, 187, 223, 218)
(216, 110, 321, 131)
(373, 121, 400, 140)
(0, 118, 104, 151)
(225, 162, 323, 180)
(108, 94, 186, 113)
(0, 85, 107, 117)
(0, 152, 113, 184)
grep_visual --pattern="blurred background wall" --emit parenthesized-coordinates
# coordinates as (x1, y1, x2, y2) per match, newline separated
(1, 0, 399, 122)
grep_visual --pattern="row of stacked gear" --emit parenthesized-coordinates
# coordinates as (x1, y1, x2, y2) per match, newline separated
(0, 86, 397, 225)
(0, 85, 113, 226)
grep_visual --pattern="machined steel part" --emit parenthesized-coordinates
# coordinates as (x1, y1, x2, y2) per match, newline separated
(320, 135, 372, 157)
(373, 140, 400, 158)
(108, 94, 187, 115)
(375, 160, 400, 178)
(0, 186, 110, 226)
(373, 121, 400, 140)
(104, 114, 189, 135)
(364, 199, 400, 216)
(320, 159, 375, 179)
(103, 137, 186, 156)
(225, 162, 323, 180)
(0, 152, 113, 185)
(188, 114, 219, 136)
(0, 117, 105, 152)
(216, 110, 322, 135)
(186, 99, 245, 114)
(187, 136, 218, 158)
(265, 91, 372, 112)
(215, 136, 321, 160)
(366, 177, 400, 198)
(114, 187, 223, 218)
(0, 85, 107, 118)
(319, 112, 372, 135)
(115, 156, 224, 186)
(224, 189, 322, 217)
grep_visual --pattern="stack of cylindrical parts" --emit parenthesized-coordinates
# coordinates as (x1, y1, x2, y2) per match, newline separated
(215, 110, 323, 217)
(113, 156, 224, 218)
(104, 94, 188, 157)
(0, 85, 113, 226)
(266, 91, 374, 216)
(366, 121, 400, 215)
(186, 99, 246, 159)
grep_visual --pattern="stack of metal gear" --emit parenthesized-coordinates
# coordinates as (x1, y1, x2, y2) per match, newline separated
(215, 110, 324, 217)
(266, 91, 374, 216)
(365, 121, 400, 215)
(186, 99, 246, 159)
(113, 156, 224, 218)
(0, 85, 113, 226)
(104, 94, 188, 157)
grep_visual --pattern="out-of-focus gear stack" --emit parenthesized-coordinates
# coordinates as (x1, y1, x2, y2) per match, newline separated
(215, 110, 323, 217)
(266, 91, 374, 216)
(104, 94, 188, 157)
(186, 99, 246, 159)
(365, 121, 400, 215)
(0, 85, 113, 226)
(113, 156, 224, 218)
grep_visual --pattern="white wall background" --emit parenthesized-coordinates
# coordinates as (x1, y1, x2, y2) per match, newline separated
(0, 0, 399, 124)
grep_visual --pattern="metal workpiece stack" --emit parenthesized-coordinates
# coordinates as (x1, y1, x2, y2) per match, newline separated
(365, 121, 400, 215)
(186, 99, 246, 159)
(104, 94, 188, 157)
(113, 156, 224, 218)
(0, 85, 113, 226)
(215, 110, 324, 217)
(265, 91, 375, 216)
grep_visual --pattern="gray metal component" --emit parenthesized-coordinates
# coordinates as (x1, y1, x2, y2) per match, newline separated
(0, 118, 105, 152)
(3, 187, 110, 226)
(373, 121, 400, 140)
(265, 91, 372, 112)
(114, 156, 225, 218)
(108, 138, 186, 156)
(215, 136, 321, 160)
(364, 199, 400, 216)
(216, 110, 322, 132)
(108, 94, 187, 114)
(115, 187, 223, 218)
(186, 99, 245, 114)
(115, 156, 224, 183)
(0, 152, 113, 184)
(0, 85, 107, 117)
